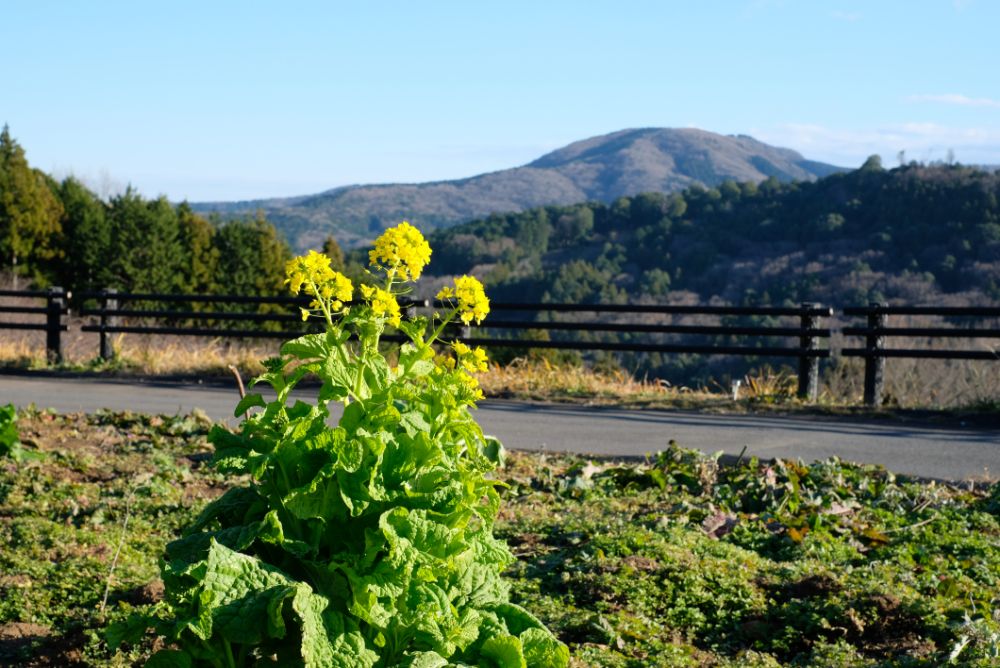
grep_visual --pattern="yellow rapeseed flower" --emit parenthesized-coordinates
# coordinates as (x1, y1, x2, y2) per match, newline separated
(454, 341, 489, 373)
(286, 250, 354, 319)
(360, 284, 402, 327)
(369, 221, 432, 281)
(437, 275, 489, 325)
(286, 250, 336, 292)
(457, 371, 485, 402)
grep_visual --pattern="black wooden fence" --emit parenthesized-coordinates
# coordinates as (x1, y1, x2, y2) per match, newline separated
(4, 288, 1000, 405)
(76, 290, 427, 359)
(0, 287, 70, 362)
(442, 300, 832, 400)
(75, 292, 832, 399)
(842, 303, 1000, 406)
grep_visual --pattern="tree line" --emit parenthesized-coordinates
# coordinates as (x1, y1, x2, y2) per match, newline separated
(0, 125, 350, 303)
(425, 155, 1000, 308)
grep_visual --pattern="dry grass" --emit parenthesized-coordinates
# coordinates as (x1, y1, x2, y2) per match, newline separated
(477, 356, 726, 407)
(822, 356, 1000, 409)
(0, 323, 274, 378)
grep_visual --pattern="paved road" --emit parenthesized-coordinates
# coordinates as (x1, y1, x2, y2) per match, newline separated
(1, 375, 997, 481)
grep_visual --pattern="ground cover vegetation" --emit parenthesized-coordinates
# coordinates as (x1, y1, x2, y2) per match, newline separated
(1, 405, 998, 666)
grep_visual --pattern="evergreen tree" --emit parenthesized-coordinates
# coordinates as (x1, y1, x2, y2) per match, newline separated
(0, 125, 63, 287)
(177, 203, 219, 295)
(107, 188, 184, 293)
(56, 177, 111, 293)
(321, 234, 346, 273)
(213, 213, 290, 298)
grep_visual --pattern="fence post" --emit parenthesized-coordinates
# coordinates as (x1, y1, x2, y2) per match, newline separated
(863, 302, 887, 407)
(99, 288, 119, 361)
(46, 287, 65, 364)
(797, 302, 820, 402)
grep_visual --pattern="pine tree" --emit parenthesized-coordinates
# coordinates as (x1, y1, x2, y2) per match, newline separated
(0, 125, 63, 287)
(177, 203, 219, 295)
(107, 188, 184, 293)
(57, 177, 111, 293)
(321, 234, 346, 272)
(213, 212, 290, 297)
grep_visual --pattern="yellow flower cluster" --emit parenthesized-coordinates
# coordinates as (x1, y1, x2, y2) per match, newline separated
(458, 372, 485, 402)
(436, 275, 490, 325)
(360, 284, 401, 327)
(454, 342, 489, 373)
(285, 250, 354, 318)
(369, 221, 432, 281)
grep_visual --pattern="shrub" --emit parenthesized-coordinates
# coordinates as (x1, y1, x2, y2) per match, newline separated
(140, 223, 568, 666)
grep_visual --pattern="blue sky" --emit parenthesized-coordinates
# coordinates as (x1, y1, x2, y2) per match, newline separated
(4, 0, 999, 201)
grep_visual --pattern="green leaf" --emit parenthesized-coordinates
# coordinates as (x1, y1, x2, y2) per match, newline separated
(234, 392, 266, 417)
(322, 351, 357, 395)
(195, 542, 299, 641)
(482, 436, 506, 467)
(208, 425, 268, 473)
(452, 557, 509, 610)
(365, 355, 390, 390)
(520, 628, 570, 668)
(400, 411, 431, 438)
(380, 507, 463, 566)
(398, 342, 435, 377)
(397, 319, 429, 343)
(187, 486, 266, 534)
(281, 333, 329, 360)
(291, 587, 377, 668)
(489, 603, 546, 636)
(146, 649, 193, 668)
(341, 562, 403, 628)
(398, 651, 448, 668)
(0, 403, 19, 456)
(480, 635, 526, 668)
(255, 510, 313, 558)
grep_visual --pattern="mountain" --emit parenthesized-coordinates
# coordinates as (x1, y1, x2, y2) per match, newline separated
(192, 128, 844, 251)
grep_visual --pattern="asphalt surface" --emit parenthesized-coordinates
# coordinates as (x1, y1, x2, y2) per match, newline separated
(1, 374, 997, 481)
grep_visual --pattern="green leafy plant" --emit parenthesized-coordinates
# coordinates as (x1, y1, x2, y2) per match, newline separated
(0, 403, 18, 457)
(139, 223, 568, 667)
(0, 402, 36, 463)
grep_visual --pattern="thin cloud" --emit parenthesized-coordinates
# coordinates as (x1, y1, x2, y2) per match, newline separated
(752, 122, 1000, 167)
(908, 93, 1000, 109)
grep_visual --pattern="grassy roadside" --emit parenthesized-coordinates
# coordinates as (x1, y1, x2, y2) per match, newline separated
(0, 408, 998, 666)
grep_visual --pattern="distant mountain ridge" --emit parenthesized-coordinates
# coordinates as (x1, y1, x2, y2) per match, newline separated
(192, 128, 844, 251)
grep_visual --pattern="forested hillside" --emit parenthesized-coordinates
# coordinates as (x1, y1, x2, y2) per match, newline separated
(422, 157, 1000, 309)
(0, 126, 302, 299)
(194, 128, 842, 251)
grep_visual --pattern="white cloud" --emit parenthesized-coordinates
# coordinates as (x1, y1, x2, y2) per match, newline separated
(752, 122, 1000, 167)
(908, 93, 1000, 109)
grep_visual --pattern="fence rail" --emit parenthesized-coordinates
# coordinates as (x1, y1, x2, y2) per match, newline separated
(4, 289, 1000, 405)
(76, 290, 427, 360)
(841, 302, 1000, 405)
(0, 287, 70, 362)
